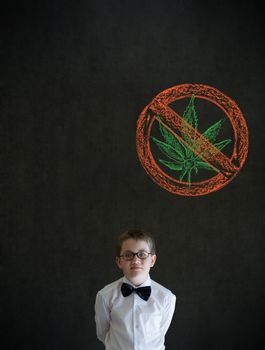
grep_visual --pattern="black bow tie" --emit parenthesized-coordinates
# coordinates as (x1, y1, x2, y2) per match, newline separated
(121, 282, 151, 301)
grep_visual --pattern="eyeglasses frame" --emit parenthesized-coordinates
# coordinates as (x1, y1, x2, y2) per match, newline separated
(119, 250, 153, 261)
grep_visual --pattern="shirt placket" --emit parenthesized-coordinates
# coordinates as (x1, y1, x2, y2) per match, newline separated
(133, 292, 140, 350)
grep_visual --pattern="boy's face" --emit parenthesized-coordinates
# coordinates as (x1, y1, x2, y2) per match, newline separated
(116, 238, 156, 286)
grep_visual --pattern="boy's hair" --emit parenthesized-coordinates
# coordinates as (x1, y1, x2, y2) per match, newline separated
(116, 229, 156, 256)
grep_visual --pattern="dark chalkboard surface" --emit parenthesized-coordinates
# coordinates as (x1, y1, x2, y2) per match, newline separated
(2, 1, 264, 349)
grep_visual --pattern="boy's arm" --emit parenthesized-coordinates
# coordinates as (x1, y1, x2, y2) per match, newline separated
(161, 293, 176, 335)
(94, 292, 110, 344)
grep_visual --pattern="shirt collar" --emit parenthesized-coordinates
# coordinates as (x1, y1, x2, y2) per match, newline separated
(122, 275, 151, 288)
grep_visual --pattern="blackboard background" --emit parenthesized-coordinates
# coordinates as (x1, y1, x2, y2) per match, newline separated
(2, 1, 265, 349)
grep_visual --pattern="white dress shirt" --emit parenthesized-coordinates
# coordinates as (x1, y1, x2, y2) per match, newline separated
(95, 275, 176, 350)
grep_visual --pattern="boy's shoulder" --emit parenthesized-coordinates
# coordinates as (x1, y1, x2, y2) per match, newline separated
(97, 277, 123, 298)
(151, 278, 176, 299)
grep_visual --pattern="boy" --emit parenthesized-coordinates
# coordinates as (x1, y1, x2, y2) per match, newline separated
(95, 229, 176, 350)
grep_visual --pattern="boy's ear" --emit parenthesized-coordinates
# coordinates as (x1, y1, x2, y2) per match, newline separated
(116, 256, 122, 269)
(150, 254, 157, 267)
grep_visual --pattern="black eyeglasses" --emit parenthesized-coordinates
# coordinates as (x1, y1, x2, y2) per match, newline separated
(119, 250, 152, 261)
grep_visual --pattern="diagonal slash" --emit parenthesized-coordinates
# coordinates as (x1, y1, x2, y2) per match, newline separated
(149, 98, 238, 179)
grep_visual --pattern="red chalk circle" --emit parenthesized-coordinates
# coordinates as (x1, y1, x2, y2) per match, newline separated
(136, 84, 248, 196)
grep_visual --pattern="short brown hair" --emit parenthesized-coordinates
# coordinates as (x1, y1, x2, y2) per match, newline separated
(116, 229, 156, 257)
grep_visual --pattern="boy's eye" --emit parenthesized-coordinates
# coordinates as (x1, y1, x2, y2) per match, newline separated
(137, 251, 149, 259)
(123, 252, 134, 259)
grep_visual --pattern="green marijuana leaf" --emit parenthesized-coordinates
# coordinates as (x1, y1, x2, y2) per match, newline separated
(152, 95, 231, 184)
